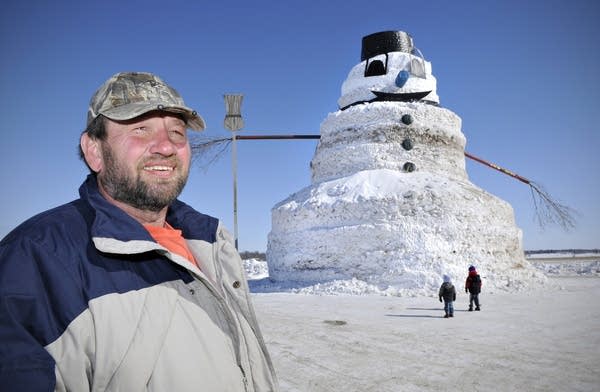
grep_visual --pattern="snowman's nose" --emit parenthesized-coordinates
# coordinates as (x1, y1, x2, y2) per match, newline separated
(396, 70, 409, 87)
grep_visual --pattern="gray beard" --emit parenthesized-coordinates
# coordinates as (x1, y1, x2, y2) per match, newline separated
(98, 145, 188, 212)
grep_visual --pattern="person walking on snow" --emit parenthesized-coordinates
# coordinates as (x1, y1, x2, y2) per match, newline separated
(465, 265, 482, 311)
(439, 274, 456, 318)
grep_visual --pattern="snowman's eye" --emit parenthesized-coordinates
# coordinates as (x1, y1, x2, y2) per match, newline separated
(409, 47, 427, 79)
(365, 60, 386, 77)
(410, 58, 426, 78)
(364, 54, 388, 77)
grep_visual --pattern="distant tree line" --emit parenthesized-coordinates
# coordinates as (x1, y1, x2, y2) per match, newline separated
(525, 249, 599, 255)
(239, 250, 599, 259)
(239, 251, 266, 260)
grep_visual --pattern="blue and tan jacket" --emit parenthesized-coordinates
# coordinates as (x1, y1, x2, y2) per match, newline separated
(0, 175, 278, 391)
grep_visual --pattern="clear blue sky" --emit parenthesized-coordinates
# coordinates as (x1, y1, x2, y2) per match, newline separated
(1, 0, 598, 252)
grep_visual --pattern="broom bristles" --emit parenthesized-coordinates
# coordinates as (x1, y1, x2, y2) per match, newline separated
(189, 136, 231, 171)
(529, 181, 577, 231)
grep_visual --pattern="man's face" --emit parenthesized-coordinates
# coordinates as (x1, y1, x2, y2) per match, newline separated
(97, 112, 191, 212)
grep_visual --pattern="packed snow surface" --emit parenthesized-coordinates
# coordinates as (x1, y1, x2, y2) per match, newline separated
(245, 254, 600, 391)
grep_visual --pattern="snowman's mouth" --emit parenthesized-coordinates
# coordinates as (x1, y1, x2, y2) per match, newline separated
(339, 90, 434, 111)
(371, 90, 432, 102)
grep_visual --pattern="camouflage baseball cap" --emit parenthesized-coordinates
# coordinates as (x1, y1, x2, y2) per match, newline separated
(87, 72, 205, 131)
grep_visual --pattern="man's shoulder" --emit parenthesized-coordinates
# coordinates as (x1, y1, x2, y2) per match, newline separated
(0, 199, 92, 297)
(1, 199, 91, 247)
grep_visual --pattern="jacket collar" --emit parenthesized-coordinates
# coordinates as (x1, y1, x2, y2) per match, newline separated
(80, 175, 153, 243)
(79, 175, 217, 250)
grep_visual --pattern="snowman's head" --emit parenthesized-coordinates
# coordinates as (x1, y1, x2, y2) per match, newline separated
(338, 31, 439, 110)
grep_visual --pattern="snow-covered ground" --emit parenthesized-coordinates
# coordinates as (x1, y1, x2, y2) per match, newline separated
(245, 252, 600, 391)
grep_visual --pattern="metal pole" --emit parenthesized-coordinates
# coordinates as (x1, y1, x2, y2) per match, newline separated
(223, 94, 244, 250)
(464, 151, 531, 184)
(231, 131, 239, 250)
(236, 134, 320, 140)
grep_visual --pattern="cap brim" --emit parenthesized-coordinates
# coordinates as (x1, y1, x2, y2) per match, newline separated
(100, 101, 206, 131)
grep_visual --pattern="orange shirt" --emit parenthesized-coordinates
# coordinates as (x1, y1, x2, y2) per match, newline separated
(144, 223, 198, 268)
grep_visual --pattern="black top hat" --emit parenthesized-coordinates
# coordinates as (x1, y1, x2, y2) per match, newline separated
(361, 31, 414, 61)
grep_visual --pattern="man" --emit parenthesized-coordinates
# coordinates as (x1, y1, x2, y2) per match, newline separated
(0, 72, 279, 391)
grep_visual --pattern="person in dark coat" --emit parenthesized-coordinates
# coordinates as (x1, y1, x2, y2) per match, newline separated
(438, 274, 456, 318)
(465, 265, 482, 311)
(0, 72, 279, 391)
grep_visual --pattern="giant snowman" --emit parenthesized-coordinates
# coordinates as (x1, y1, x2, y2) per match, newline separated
(266, 31, 547, 295)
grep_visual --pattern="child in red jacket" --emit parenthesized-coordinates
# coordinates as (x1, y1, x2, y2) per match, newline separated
(465, 265, 482, 311)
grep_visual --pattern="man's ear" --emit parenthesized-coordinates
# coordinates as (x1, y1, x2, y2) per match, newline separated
(80, 133, 103, 173)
